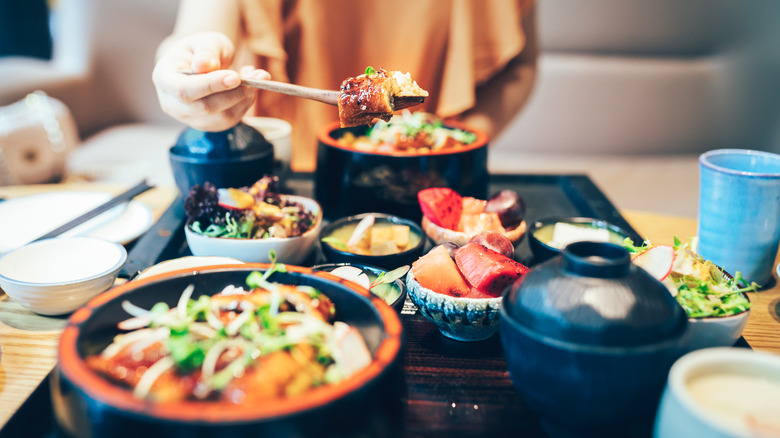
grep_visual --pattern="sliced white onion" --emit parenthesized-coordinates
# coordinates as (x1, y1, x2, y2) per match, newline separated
(133, 356, 175, 400)
(177, 284, 195, 321)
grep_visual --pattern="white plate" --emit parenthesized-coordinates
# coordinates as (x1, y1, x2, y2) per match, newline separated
(0, 191, 154, 253)
(134, 256, 244, 281)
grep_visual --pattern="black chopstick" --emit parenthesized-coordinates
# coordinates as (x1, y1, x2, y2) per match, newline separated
(31, 180, 154, 243)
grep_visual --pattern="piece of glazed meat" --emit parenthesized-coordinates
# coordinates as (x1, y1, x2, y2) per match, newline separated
(338, 68, 428, 127)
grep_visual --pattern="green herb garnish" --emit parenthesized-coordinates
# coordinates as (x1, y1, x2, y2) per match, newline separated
(321, 236, 348, 251)
(365, 66, 377, 76)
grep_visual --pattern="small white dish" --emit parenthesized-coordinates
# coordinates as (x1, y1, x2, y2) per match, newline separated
(184, 195, 322, 265)
(134, 256, 244, 281)
(655, 347, 780, 438)
(421, 216, 527, 247)
(0, 191, 153, 253)
(0, 237, 127, 315)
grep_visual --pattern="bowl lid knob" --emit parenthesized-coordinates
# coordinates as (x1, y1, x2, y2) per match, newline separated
(561, 241, 630, 278)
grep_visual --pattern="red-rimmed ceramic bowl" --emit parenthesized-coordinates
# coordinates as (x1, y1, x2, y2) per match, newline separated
(54, 264, 403, 438)
(315, 121, 489, 221)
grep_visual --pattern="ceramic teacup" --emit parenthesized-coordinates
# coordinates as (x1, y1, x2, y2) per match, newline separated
(697, 149, 780, 286)
(243, 116, 293, 179)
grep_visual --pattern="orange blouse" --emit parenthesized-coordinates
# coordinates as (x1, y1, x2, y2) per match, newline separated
(240, 0, 534, 171)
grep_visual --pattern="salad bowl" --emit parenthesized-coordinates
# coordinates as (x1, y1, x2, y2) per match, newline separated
(183, 179, 323, 265)
(625, 239, 755, 352)
(314, 113, 489, 221)
(53, 264, 403, 438)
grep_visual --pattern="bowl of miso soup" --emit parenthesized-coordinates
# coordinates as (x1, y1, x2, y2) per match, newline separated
(320, 212, 425, 271)
(530, 216, 631, 263)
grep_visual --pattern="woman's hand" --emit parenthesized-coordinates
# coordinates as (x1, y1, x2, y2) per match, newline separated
(152, 31, 271, 132)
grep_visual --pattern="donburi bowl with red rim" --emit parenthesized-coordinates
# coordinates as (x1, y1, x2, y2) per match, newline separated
(315, 120, 489, 221)
(54, 264, 403, 438)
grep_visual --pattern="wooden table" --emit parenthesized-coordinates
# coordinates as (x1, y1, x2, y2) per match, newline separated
(0, 184, 778, 431)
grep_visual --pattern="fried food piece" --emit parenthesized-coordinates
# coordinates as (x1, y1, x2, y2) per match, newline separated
(338, 68, 428, 127)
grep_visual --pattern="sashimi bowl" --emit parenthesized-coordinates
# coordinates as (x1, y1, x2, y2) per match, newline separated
(54, 264, 403, 438)
(418, 187, 527, 247)
(406, 270, 501, 342)
(404, 239, 529, 342)
(183, 177, 323, 265)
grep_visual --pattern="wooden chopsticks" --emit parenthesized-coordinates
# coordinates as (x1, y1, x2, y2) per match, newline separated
(31, 180, 154, 243)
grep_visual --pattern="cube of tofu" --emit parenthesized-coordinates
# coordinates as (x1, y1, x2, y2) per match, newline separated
(391, 225, 410, 250)
(370, 240, 399, 256)
(371, 225, 393, 243)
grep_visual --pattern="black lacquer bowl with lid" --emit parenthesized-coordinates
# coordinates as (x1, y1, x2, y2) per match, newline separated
(499, 242, 689, 438)
(169, 122, 275, 196)
(314, 121, 489, 221)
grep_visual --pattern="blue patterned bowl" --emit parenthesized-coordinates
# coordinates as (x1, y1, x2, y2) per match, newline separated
(405, 269, 501, 342)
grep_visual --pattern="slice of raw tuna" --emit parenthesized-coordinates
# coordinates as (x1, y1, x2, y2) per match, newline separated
(417, 187, 463, 231)
(454, 242, 529, 297)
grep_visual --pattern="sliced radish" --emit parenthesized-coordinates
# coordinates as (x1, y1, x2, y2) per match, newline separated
(332, 321, 372, 378)
(632, 245, 675, 281)
(217, 188, 255, 210)
(329, 266, 371, 289)
(346, 214, 375, 248)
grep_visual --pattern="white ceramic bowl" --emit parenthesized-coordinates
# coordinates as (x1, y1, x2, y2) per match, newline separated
(684, 308, 750, 352)
(655, 347, 780, 438)
(421, 216, 527, 247)
(0, 237, 127, 315)
(184, 195, 323, 265)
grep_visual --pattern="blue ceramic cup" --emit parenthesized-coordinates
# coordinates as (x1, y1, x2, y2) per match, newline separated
(697, 149, 780, 286)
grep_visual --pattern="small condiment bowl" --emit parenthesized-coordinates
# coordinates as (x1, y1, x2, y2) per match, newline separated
(405, 268, 501, 342)
(319, 213, 426, 271)
(184, 195, 322, 265)
(654, 347, 780, 437)
(421, 216, 527, 247)
(528, 216, 631, 263)
(312, 263, 407, 313)
(0, 237, 127, 315)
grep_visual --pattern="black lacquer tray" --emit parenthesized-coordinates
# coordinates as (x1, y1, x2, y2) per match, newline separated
(2, 173, 702, 438)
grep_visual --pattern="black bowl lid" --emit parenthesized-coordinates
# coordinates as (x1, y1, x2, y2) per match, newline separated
(171, 122, 274, 160)
(503, 242, 687, 347)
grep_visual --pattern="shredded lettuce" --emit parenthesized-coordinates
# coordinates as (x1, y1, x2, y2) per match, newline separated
(624, 237, 759, 317)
